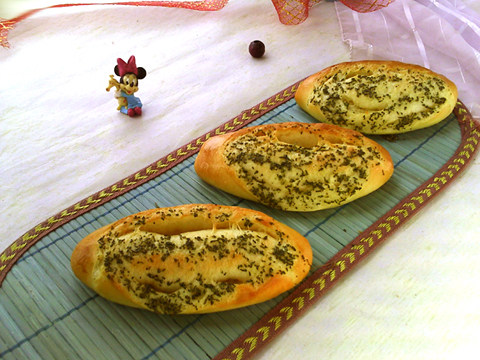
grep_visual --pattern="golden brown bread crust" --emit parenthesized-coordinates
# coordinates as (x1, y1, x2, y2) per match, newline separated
(295, 60, 458, 134)
(194, 122, 394, 211)
(71, 204, 312, 314)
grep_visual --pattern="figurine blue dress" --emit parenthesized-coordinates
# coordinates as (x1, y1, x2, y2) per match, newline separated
(106, 55, 147, 117)
(119, 91, 143, 116)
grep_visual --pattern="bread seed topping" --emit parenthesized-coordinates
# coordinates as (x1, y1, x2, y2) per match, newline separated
(224, 126, 384, 210)
(97, 211, 303, 314)
(309, 65, 453, 133)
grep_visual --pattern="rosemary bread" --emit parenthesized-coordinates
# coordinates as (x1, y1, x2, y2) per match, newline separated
(194, 122, 393, 211)
(295, 60, 458, 134)
(71, 204, 312, 314)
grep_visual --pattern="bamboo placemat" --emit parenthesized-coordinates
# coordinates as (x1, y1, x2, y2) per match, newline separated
(1, 81, 479, 360)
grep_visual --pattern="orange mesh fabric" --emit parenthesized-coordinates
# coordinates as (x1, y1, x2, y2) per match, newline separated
(271, 0, 316, 25)
(340, 0, 395, 13)
(0, 19, 15, 47)
(0, 0, 395, 47)
(271, 0, 395, 24)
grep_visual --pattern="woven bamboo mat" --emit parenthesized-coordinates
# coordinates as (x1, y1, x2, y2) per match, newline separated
(1, 81, 479, 360)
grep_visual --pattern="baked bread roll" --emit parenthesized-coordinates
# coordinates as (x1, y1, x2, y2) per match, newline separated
(295, 60, 458, 134)
(71, 204, 312, 314)
(194, 122, 393, 211)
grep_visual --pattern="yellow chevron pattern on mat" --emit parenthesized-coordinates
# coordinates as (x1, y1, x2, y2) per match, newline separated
(186, 143, 198, 151)
(1, 252, 16, 264)
(47, 216, 62, 224)
(323, 268, 336, 281)
(21, 232, 37, 242)
(302, 287, 315, 300)
(441, 170, 454, 178)
(111, 184, 125, 192)
(342, 251, 356, 263)
(230, 347, 243, 360)
(394, 208, 409, 217)
(256, 326, 270, 341)
(269, 316, 283, 330)
(123, 178, 136, 186)
(360, 236, 374, 247)
(197, 136, 208, 145)
(336, 260, 346, 271)
(419, 188, 432, 197)
(313, 277, 326, 290)
(448, 164, 460, 171)
(232, 117, 243, 126)
(434, 176, 447, 184)
(379, 222, 392, 231)
(403, 202, 416, 210)
(156, 160, 168, 168)
(411, 196, 424, 204)
(292, 296, 305, 310)
(464, 143, 476, 152)
(244, 337, 257, 352)
(224, 123, 235, 131)
(74, 202, 90, 210)
(280, 306, 293, 320)
(387, 215, 400, 225)
(467, 135, 478, 145)
(370, 229, 383, 239)
(166, 154, 177, 162)
(351, 244, 365, 255)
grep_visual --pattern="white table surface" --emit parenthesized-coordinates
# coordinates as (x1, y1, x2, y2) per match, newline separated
(1, 1, 479, 359)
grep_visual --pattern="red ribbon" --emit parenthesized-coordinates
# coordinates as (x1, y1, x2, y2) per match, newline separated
(0, 0, 395, 48)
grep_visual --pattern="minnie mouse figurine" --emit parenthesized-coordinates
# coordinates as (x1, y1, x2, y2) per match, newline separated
(106, 55, 147, 117)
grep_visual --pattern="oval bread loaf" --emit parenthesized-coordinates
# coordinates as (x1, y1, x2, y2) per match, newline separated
(194, 122, 394, 211)
(71, 204, 312, 314)
(295, 60, 458, 134)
